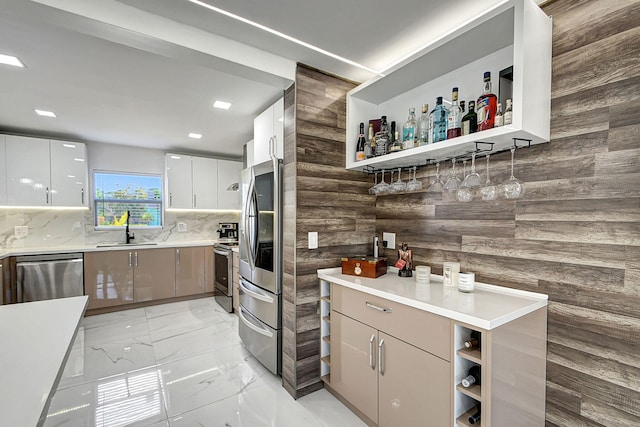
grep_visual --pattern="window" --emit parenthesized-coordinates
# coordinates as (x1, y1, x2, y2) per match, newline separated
(94, 171, 162, 228)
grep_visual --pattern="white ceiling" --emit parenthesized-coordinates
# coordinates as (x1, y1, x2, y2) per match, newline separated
(0, 0, 530, 158)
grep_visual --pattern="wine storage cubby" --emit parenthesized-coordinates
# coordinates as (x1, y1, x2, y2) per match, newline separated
(320, 279, 332, 384)
(454, 324, 484, 426)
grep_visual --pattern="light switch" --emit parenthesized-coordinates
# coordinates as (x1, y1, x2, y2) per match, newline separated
(383, 232, 395, 250)
(308, 231, 318, 249)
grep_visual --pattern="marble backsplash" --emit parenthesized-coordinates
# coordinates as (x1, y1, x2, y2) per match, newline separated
(0, 209, 240, 249)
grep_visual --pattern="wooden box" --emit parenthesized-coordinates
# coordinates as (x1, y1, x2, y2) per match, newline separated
(341, 257, 387, 278)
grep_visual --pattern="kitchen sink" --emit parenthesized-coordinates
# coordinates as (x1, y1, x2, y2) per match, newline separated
(96, 242, 159, 248)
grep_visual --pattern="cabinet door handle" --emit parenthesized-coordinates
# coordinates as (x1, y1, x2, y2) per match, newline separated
(378, 339, 385, 375)
(193, 194, 197, 208)
(366, 302, 392, 313)
(134, 251, 138, 267)
(46, 187, 49, 204)
(81, 188, 84, 204)
(176, 249, 180, 265)
(169, 193, 173, 207)
(369, 334, 376, 370)
(128, 252, 132, 267)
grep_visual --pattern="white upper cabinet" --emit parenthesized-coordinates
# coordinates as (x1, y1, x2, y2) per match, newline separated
(253, 96, 284, 165)
(217, 159, 242, 210)
(165, 154, 193, 209)
(192, 157, 218, 210)
(50, 140, 88, 207)
(245, 139, 255, 168)
(345, 0, 552, 170)
(6, 135, 51, 206)
(0, 135, 6, 205)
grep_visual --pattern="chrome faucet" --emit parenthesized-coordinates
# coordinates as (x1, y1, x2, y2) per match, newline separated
(125, 210, 135, 244)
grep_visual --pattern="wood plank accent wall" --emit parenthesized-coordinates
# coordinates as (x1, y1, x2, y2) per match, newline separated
(282, 65, 373, 398)
(375, 1, 640, 424)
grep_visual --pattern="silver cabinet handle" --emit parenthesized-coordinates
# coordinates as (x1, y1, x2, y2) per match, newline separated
(176, 249, 180, 265)
(239, 279, 274, 303)
(193, 194, 197, 208)
(81, 188, 84, 204)
(379, 339, 385, 375)
(366, 302, 393, 313)
(369, 334, 376, 370)
(128, 252, 132, 267)
(134, 251, 138, 267)
(46, 187, 49, 204)
(169, 193, 173, 207)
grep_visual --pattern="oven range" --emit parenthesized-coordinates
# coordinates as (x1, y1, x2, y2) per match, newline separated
(213, 241, 238, 313)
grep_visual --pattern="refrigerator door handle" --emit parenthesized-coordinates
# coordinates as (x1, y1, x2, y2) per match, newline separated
(243, 176, 257, 271)
(239, 306, 274, 338)
(239, 279, 274, 304)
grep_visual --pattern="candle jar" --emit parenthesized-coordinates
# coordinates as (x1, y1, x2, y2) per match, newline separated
(458, 272, 475, 293)
(443, 262, 460, 287)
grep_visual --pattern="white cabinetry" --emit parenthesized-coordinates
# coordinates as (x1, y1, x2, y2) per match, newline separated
(217, 159, 242, 210)
(50, 140, 88, 207)
(0, 135, 6, 205)
(245, 140, 254, 168)
(253, 96, 284, 165)
(6, 135, 51, 206)
(346, 0, 551, 170)
(165, 154, 193, 209)
(192, 157, 218, 210)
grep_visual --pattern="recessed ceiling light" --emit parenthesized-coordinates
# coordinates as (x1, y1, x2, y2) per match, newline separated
(213, 100, 231, 110)
(35, 109, 56, 117)
(189, 133, 202, 139)
(0, 53, 24, 68)
(188, 0, 384, 77)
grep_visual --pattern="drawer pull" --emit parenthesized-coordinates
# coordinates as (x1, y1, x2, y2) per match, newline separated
(379, 339, 385, 375)
(366, 302, 393, 313)
(369, 334, 376, 370)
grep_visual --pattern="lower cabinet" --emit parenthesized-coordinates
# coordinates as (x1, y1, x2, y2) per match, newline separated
(331, 312, 450, 427)
(175, 246, 206, 297)
(205, 246, 215, 292)
(132, 248, 176, 302)
(84, 250, 134, 310)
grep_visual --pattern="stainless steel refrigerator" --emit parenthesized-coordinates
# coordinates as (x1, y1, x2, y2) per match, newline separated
(239, 158, 282, 375)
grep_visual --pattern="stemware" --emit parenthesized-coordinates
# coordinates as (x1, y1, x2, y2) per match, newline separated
(456, 153, 483, 202)
(407, 166, 423, 191)
(479, 154, 498, 201)
(376, 169, 391, 194)
(501, 147, 525, 199)
(391, 167, 407, 193)
(368, 171, 379, 195)
(444, 158, 461, 192)
(427, 162, 444, 192)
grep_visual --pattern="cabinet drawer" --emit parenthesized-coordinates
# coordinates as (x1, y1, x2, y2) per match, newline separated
(332, 285, 451, 361)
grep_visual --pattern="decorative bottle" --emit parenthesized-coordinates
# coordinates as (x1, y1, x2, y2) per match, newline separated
(504, 98, 513, 125)
(402, 108, 417, 149)
(375, 116, 390, 156)
(417, 103, 430, 146)
(461, 100, 478, 136)
(447, 87, 462, 139)
(476, 71, 498, 131)
(431, 96, 449, 143)
(355, 122, 366, 161)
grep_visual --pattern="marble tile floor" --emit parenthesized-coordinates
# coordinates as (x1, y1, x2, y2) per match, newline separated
(44, 297, 367, 427)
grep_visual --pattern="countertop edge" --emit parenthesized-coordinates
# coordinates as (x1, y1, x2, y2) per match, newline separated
(318, 267, 548, 330)
(0, 241, 222, 258)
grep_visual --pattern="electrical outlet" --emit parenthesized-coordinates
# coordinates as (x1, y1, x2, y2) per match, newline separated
(308, 231, 318, 249)
(383, 232, 395, 250)
(14, 226, 28, 239)
(177, 222, 187, 232)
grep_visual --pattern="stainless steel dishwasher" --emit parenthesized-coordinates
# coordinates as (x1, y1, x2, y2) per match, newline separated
(16, 253, 84, 302)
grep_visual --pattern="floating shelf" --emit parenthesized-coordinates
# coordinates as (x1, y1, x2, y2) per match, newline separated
(457, 347, 482, 364)
(456, 407, 481, 426)
(456, 383, 482, 401)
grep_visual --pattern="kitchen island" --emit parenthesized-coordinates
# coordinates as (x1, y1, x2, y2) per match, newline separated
(0, 296, 88, 426)
(318, 267, 548, 426)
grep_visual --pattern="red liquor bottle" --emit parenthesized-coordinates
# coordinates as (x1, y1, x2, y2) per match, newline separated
(476, 72, 498, 131)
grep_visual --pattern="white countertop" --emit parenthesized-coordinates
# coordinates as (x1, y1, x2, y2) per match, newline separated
(0, 296, 88, 427)
(318, 267, 547, 330)
(0, 240, 220, 258)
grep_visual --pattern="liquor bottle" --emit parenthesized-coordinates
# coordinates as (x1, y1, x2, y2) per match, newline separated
(355, 122, 366, 161)
(447, 87, 462, 139)
(417, 104, 430, 146)
(494, 102, 504, 128)
(390, 121, 397, 142)
(468, 405, 481, 425)
(402, 108, 417, 149)
(431, 96, 449, 143)
(375, 116, 390, 156)
(462, 365, 481, 387)
(504, 98, 513, 125)
(461, 101, 478, 136)
(464, 330, 481, 349)
(366, 123, 375, 158)
(460, 100, 466, 115)
(476, 71, 498, 131)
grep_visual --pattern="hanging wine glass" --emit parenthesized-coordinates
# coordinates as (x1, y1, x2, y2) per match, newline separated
(456, 152, 483, 202)
(501, 146, 525, 199)
(376, 169, 390, 194)
(444, 158, 461, 192)
(391, 167, 407, 193)
(427, 162, 444, 192)
(479, 154, 498, 201)
(407, 166, 422, 191)
(368, 171, 379, 195)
